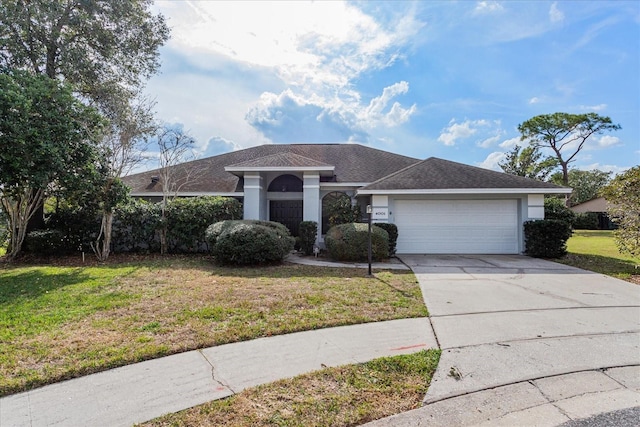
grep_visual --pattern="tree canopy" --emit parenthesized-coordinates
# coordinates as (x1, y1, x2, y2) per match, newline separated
(550, 169, 612, 206)
(0, 71, 104, 258)
(518, 112, 621, 186)
(601, 167, 640, 259)
(499, 144, 558, 181)
(0, 0, 169, 103)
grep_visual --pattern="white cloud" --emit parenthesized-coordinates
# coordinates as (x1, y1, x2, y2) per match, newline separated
(579, 103, 607, 111)
(578, 163, 630, 175)
(364, 81, 417, 127)
(549, 2, 564, 24)
(438, 118, 496, 146)
(477, 131, 504, 148)
(499, 136, 521, 149)
(474, 1, 504, 14)
(153, 1, 422, 146)
(529, 97, 540, 104)
(160, 1, 421, 92)
(246, 81, 416, 143)
(477, 152, 506, 171)
(597, 135, 620, 147)
(207, 136, 242, 155)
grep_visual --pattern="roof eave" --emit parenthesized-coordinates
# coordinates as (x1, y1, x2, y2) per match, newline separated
(130, 191, 244, 197)
(357, 187, 573, 196)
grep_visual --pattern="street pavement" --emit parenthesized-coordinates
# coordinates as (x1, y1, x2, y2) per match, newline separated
(1, 254, 638, 426)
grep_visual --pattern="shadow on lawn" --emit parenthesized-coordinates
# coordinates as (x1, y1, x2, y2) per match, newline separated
(558, 253, 639, 277)
(0, 268, 94, 304)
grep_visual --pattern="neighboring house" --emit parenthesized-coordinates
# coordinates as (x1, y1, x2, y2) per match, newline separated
(122, 143, 570, 254)
(570, 197, 614, 229)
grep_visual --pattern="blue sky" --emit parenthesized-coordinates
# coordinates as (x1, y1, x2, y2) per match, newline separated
(144, 0, 639, 174)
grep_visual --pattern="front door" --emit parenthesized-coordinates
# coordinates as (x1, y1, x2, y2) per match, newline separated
(270, 200, 303, 236)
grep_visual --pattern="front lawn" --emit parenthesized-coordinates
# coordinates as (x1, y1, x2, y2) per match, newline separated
(0, 256, 427, 396)
(557, 230, 639, 282)
(143, 349, 441, 427)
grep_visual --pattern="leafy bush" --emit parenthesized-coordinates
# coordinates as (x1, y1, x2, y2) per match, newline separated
(375, 223, 398, 256)
(112, 198, 162, 252)
(325, 223, 389, 262)
(544, 197, 576, 227)
(208, 220, 295, 265)
(573, 212, 599, 230)
(523, 219, 573, 258)
(298, 221, 318, 255)
(165, 196, 242, 253)
(24, 230, 78, 255)
(46, 206, 99, 252)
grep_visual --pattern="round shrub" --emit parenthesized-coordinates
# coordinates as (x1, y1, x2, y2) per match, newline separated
(325, 222, 389, 262)
(524, 219, 573, 258)
(209, 220, 295, 265)
(374, 223, 398, 256)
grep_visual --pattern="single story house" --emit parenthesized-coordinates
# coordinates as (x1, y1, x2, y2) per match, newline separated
(570, 197, 615, 229)
(122, 143, 571, 254)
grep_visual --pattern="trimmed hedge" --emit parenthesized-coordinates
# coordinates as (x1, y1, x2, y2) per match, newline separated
(544, 197, 576, 227)
(298, 221, 318, 255)
(207, 220, 295, 265)
(325, 222, 389, 262)
(24, 230, 77, 255)
(374, 223, 398, 256)
(573, 212, 599, 230)
(165, 196, 242, 253)
(112, 199, 161, 252)
(523, 219, 573, 258)
(25, 196, 242, 256)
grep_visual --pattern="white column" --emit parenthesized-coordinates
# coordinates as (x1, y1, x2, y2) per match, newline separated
(527, 194, 545, 220)
(303, 173, 320, 223)
(243, 173, 264, 220)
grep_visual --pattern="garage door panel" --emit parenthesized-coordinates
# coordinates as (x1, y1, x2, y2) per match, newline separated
(395, 200, 518, 254)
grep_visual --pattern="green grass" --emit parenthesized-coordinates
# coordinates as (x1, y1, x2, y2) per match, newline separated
(0, 257, 427, 396)
(556, 230, 639, 280)
(143, 349, 441, 427)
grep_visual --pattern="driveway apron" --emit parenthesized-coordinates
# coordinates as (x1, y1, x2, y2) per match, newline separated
(398, 254, 640, 404)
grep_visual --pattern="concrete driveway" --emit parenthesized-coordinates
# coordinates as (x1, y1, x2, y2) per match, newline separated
(399, 254, 640, 404)
(372, 255, 640, 426)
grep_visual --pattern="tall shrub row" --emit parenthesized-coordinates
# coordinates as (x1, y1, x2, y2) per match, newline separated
(24, 196, 242, 255)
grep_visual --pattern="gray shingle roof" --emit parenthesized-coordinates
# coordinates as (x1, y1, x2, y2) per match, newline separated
(226, 152, 334, 169)
(359, 157, 568, 191)
(122, 143, 420, 194)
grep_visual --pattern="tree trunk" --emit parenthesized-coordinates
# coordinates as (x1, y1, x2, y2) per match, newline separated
(1, 188, 45, 259)
(93, 211, 114, 261)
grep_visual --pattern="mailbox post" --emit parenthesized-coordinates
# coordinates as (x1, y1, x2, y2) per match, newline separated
(366, 205, 372, 276)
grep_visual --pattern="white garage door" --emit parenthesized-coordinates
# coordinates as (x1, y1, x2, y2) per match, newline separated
(394, 199, 519, 254)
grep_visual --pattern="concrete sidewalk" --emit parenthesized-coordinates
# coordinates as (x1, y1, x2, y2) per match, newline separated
(0, 318, 435, 427)
(365, 254, 640, 426)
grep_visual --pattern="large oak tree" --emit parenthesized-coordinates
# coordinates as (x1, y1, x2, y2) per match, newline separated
(0, 0, 169, 103)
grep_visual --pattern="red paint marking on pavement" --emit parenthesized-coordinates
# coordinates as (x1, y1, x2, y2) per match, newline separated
(390, 343, 427, 351)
